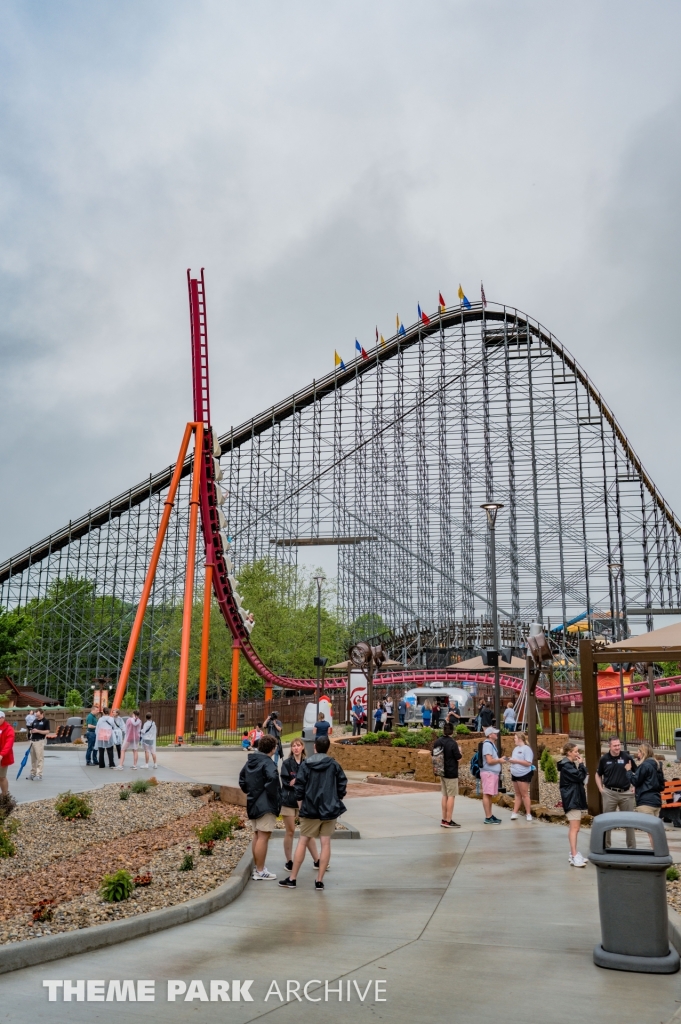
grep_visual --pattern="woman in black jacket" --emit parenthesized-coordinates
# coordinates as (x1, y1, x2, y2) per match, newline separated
(558, 742, 588, 868)
(280, 738, 319, 872)
(631, 741, 665, 816)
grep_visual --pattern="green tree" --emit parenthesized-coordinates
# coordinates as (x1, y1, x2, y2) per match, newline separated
(0, 606, 33, 675)
(65, 689, 84, 712)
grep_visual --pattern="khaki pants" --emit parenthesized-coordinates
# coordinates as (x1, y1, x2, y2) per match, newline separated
(602, 788, 636, 848)
(30, 741, 45, 779)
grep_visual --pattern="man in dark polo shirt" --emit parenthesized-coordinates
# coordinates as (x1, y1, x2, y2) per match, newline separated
(433, 723, 462, 828)
(596, 735, 635, 848)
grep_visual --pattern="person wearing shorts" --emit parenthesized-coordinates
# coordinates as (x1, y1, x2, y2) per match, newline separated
(558, 742, 588, 867)
(0, 711, 15, 796)
(508, 731, 535, 821)
(239, 734, 281, 881)
(432, 722, 462, 827)
(481, 727, 504, 824)
(279, 738, 319, 871)
(279, 735, 347, 891)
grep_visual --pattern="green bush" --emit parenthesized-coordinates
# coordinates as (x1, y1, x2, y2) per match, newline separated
(179, 850, 194, 872)
(419, 727, 438, 742)
(404, 731, 427, 748)
(195, 812, 237, 844)
(358, 733, 380, 744)
(375, 730, 392, 740)
(544, 755, 558, 783)
(130, 779, 150, 794)
(119, 787, 130, 801)
(100, 869, 135, 902)
(391, 738, 407, 747)
(212, 739, 221, 746)
(667, 866, 680, 882)
(65, 689, 83, 712)
(455, 724, 470, 735)
(55, 791, 92, 820)
(0, 818, 19, 858)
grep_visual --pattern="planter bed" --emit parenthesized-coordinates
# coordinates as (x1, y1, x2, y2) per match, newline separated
(0, 782, 252, 946)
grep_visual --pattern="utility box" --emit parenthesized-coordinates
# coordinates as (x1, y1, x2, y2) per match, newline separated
(590, 812, 680, 973)
(675, 728, 681, 763)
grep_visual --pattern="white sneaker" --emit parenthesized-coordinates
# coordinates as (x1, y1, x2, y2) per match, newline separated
(131, 766, 138, 770)
(140, 764, 148, 769)
(510, 813, 518, 820)
(252, 868, 277, 881)
(114, 766, 124, 771)
(526, 814, 533, 821)
(572, 852, 588, 868)
(569, 854, 574, 865)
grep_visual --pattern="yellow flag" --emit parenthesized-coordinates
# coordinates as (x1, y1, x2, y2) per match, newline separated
(380, 334, 386, 347)
(457, 284, 465, 301)
(396, 314, 400, 331)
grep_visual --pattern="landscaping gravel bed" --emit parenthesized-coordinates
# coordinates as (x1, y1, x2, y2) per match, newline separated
(0, 783, 252, 945)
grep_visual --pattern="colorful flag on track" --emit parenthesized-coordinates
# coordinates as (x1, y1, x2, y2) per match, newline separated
(355, 339, 369, 360)
(418, 304, 431, 326)
(335, 350, 345, 370)
(438, 292, 446, 312)
(396, 315, 406, 337)
(380, 333, 386, 347)
(375, 326, 379, 345)
(458, 284, 471, 310)
(481, 281, 487, 308)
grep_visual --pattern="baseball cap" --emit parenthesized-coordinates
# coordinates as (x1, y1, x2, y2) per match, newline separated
(484, 726, 499, 736)
(0, 709, 5, 719)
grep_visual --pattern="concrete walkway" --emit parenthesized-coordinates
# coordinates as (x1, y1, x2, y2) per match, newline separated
(3, 775, 681, 1023)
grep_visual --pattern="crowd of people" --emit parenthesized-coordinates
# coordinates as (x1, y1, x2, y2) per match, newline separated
(239, 731, 347, 891)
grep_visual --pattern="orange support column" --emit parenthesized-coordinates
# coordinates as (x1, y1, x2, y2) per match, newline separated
(196, 562, 213, 737)
(230, 640, 240, 731)
(175, 423, 204, 744)
(113, 423, 195, 711)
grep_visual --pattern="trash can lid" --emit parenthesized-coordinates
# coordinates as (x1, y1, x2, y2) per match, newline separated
(590, 811, 670, 860)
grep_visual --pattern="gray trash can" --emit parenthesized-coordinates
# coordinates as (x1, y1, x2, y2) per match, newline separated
(675, 728, 681, 763)
(590, 812, 680, 973)
(301, 727, 315, 759)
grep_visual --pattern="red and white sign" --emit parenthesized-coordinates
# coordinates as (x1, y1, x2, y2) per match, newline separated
(349, 669, 368, 712)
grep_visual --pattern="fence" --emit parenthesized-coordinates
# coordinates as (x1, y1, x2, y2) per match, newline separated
(564, 695, 681, 750)
(138, 693, 348, 746)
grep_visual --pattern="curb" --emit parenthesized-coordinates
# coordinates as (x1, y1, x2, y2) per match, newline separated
(0, 848, 254, 976)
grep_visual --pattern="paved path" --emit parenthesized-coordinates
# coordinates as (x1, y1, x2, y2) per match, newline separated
(3, 775, 681, 1024)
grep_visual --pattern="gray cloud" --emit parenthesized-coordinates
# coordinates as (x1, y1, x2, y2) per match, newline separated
(1, 0, 681, 560)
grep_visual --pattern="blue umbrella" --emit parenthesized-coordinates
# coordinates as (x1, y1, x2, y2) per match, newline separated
(16, 744, 32, 779)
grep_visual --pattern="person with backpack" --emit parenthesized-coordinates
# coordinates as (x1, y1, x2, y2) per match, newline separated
(432, 722, 462, 828)
(278, 735, 347, 891)
(631, 741, 665, 817)
(558, 742, 588, 867)
(480, 726, 505, 824)
(238, 734, 281, 881)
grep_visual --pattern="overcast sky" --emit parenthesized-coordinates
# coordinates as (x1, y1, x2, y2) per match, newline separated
(1, 0, 681, 571)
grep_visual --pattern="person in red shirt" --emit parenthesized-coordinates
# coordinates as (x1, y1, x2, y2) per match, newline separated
(248, 723, 264, 748)
(0, 710, 15, 797)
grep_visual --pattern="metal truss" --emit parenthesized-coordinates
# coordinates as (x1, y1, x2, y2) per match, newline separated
(2, 300, 680, 700)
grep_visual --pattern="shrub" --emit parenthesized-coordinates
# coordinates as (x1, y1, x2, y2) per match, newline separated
(358, 733, 380, 744)
(544, 756, 558, 783)
(65, 689, 83, 712)
(32, 899, 56, 923)
(55, 791, 92, 820)
(391, 738, 407, 747)
(404, 731, 427, 748)
(130, 779, 150, 794)
(375, 730, 392, 740)
(179, 850, 194, 872)
(119, 787, 130, 800)
(199, 839, 216, 856)
(455, 724, 470, 735)
(419, 727, 438, 742)
(667, 866, 680, 882)
(100, 869, 134, 903)
(212, 739, 221, 746)
(195, 812, 235, 844)
(0, 792, 17, 820)
(0, 818, 19, 858)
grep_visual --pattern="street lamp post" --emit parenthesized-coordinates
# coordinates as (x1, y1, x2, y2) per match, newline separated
(313, 575, 326, 716)
(609, 562, 626, 746)
(482, 502, 504, 743)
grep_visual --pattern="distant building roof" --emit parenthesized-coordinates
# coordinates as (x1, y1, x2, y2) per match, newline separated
(0, 676, 60, 707)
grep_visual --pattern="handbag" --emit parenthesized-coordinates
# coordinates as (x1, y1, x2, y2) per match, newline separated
(112, 726, 123, 745)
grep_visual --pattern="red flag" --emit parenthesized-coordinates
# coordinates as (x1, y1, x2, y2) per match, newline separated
(438, 292, 446, 310)
(421, 309, 431, 326)
(361, 345, 369, 360)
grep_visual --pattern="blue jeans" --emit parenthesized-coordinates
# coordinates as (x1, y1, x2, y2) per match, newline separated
(85, 729, 97, 764)
(399, 714, 405, 726)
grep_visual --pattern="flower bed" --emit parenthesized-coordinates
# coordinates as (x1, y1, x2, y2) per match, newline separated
(0, 783, 251, 945)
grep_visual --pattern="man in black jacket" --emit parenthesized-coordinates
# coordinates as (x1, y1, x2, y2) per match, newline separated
(279, 735, 347, 891)
(433, 723, 462, 828)
(238, 735, 282, 881)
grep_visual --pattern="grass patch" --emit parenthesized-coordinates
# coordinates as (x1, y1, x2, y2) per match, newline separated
(130, 779, 150, 794)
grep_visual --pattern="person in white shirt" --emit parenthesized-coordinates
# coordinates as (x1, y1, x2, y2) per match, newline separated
(502, 702, 516, 732)
(507, 731, 535, 821)
(140, 713, 157, 770)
